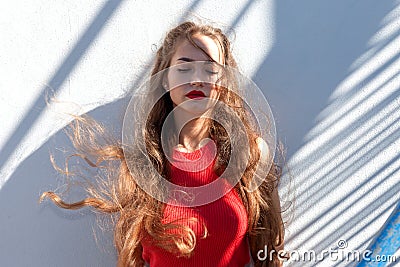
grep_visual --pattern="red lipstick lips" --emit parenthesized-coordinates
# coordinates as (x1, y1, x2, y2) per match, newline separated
(186, 90, 206, 99)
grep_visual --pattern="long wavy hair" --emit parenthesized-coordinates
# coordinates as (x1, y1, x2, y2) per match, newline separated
(41, 21, 285, 266)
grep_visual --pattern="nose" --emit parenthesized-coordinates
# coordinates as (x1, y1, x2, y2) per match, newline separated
(190, 80, 204, 87)
(189, 65, 206, 87)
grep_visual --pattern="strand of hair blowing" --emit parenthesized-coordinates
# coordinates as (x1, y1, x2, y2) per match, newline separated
(40, 115, 199, 266)
(40, 115, 141, 266)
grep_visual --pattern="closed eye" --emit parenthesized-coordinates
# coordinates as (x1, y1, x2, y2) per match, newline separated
(204, 62, 221, 75)
(177, 68, 191, 72)
(205, 70, 219, 75)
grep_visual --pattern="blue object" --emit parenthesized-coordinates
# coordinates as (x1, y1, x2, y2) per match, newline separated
(358, 202, 400, 266)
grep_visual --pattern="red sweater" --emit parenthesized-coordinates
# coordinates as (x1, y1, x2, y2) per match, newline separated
(141, 140, 251, 266)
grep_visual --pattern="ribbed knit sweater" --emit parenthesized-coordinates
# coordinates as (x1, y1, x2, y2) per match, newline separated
(141, 140, 250, 266)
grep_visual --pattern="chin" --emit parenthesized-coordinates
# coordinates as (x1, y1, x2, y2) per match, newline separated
(176, 101, 212, 116)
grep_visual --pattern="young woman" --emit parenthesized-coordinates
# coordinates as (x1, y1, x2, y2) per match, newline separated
(41, 21, 285, 267)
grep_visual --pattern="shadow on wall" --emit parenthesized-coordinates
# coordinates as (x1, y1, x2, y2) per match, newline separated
(0, 99, 128, 267)
(0, 0, 125, 185)
(0, 1, 126, 266)
(253, 1, 400, 266)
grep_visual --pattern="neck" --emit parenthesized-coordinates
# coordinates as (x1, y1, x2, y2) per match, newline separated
(173, 108, 211, 152)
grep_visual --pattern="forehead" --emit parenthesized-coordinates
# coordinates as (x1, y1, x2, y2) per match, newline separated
(171, 34, 223, 64)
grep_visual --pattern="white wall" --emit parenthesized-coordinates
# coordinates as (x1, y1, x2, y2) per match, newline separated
(0, 0, 399, 266)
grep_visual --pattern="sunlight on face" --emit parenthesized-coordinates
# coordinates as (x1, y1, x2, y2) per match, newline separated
(166, 34, 224, 115)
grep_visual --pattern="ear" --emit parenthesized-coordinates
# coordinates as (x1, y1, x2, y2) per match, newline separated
(162, 74, 169, 91)
(256, 137, 270, 162)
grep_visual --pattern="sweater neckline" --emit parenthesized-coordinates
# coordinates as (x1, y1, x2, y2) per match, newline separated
(170, 139, 217, 172)
(172, 139, 214, 155)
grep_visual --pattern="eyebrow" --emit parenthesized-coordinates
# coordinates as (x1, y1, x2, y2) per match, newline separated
(177, 57, 215, 63)
(177, 57, 194, 62)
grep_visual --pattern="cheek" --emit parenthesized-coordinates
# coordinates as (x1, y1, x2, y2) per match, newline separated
(167, 70, 185, 91)
(169, 89, 178, 103)
(169, 87, 184, 105)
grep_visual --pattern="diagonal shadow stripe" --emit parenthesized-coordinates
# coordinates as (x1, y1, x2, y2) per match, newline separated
(226, 0, 254, 36)
(294, 114, 400, 210)
(287, 152, 400, 245)
(330, 203, 398, 267)
(0, 0, 125, 181)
